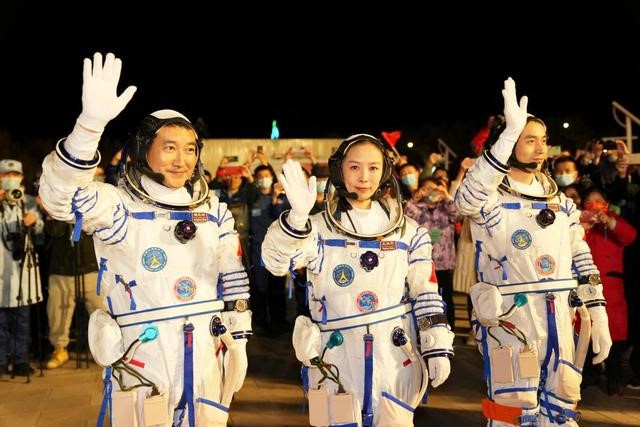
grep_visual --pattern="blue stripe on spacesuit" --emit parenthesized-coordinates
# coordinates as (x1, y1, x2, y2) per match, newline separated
(474, 241, 483, 272)
(288, 252, 303, 292)
(106, 296, 114, 315)
(477, 209, 500, 227)
(409, 230, 429, 252)
(218, 231, 239, 239)
(321, 239, 408, 251)
(362, 334, 374, 426)
(130, 211, 219, 223)
(96, 257, 108, 296)
(408, 257, 432, 265)
(105, 228, 128, 246)
(222, 276, 249, 285)
(75, 192, 97, 210)
(174, 323, 195, 427)
(494, 387, 538, 395)
(222, 290, 249, 298)
(221, 270, 246, 278)
(195, 398, 228, 412)
(414, 305, 446, 316)
(480, 326, 492, 397)
(95, 204, 125, 233)
(97, 366, 113, 427)
(381, 392, 414, 412)
(461, 183, 485, 201)
(98, 213, 128, 242)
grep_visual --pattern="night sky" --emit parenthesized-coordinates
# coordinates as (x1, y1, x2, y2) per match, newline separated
(1, 3, 639, 155)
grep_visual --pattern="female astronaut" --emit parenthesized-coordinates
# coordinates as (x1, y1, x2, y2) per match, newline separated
(262, 134, 454, 426)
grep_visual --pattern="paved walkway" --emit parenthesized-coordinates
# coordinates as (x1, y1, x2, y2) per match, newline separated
(1, 295, 639, 426)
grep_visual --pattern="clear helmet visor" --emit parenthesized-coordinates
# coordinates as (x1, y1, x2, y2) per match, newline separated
(323, 176, 405, 240)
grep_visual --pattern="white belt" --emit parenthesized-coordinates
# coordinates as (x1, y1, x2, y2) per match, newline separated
(114, 299, 224, 328)
(316, 303, 412, 332)
(497, 278, 577, 296)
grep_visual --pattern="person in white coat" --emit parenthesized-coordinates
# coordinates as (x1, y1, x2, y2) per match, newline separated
(39, 53, 251, 427)
(455, 78, 612, 426)
(0, 159, 43, 377)
(262, 134, 454, 426)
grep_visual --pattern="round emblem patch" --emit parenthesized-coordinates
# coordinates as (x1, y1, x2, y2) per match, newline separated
(333, 264, 355, 287)
(141, 247, 167, 272)
(357, 291, 378, 313)
(511, 229, 532, 250)
(174, 277, 196, 301)
(535, 255, 555, 275)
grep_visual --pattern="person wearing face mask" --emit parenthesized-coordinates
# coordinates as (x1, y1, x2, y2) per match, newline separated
(0, 159, 44, 378)
(262, 134, 454, 426)
(456, 78, 612, 426)
(397, 163, 420, 202)
(39, 53, 250, 426)
(552, 156, 592, 193)
(579, 188, 636, 395)
(249, 164, 291, 335)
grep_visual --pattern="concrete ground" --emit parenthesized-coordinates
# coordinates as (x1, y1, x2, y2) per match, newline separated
(1, 294, 639, 426)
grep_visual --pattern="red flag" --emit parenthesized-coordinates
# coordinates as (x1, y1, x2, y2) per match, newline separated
(381, 130, 402, 147)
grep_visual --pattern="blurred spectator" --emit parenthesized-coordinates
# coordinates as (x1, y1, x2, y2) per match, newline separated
(580, 187, 637, 395)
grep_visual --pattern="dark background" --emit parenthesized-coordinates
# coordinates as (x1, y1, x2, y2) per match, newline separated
(1, 3, 639, 170)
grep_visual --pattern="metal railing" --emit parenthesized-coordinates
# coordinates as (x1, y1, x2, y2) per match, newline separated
(612, 101, 640, 152)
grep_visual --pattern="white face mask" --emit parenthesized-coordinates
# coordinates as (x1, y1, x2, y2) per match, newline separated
(1, 177, 22, 191)
(257, 177, 273, 189)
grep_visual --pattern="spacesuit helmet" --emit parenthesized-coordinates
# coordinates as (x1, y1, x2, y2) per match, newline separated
(324, 134, 405, 240)
(123, 110, 209, 209)
(484, 115, 549, 172)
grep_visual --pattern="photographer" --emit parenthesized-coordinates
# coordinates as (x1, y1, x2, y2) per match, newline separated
(0, 159, 44, 377)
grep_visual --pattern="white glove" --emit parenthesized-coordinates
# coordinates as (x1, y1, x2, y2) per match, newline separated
(491, 77, 529, 164)
(66, 53, 137, 160)
(223, 340, 248, 392)
(428, 357, 451, 388)
(278, 160, 317, 229)
(588, 306, 612, 364)
(470, 282, 504, 327)
(292, 315, 322, 365)
(78, 52, 137, 131)
(88, 309, 124, 367)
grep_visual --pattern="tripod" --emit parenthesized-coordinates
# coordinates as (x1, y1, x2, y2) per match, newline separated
(11, 225, 44, 382)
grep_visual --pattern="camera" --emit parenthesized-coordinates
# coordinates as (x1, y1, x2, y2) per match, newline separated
(4, 188, 23, 204)
(601, 140, 618, 152)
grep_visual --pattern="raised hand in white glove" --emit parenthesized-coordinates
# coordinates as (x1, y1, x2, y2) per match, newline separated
(589, 306, 612, 365)
(278, 160, 317, 229)
(427, 357, 451, 388)
(78, 52, 137, 131)
(491, 77, 529, 164)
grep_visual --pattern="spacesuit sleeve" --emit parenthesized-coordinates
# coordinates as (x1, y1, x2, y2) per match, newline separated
(216, 202, 252, 337)
(39, 143, 126, 243)
(406, 224, 455, 357)
(563, 196, 600, 278)
(261, 211, 319, 277)
(454, 136, 513, 225)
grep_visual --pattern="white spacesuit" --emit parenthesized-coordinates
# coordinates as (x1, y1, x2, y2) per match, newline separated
(455, 78, 612, 426)
(39, 53, 250, 427)
(262, 135, 454, 427)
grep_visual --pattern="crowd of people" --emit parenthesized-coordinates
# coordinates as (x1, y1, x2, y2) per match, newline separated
(0, 53, 638, 426)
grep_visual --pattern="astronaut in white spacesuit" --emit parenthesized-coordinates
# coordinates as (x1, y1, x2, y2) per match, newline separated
(455, 78, 612, 426)
(39, 53, 251, 427)
(262, 134, 454, 426)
